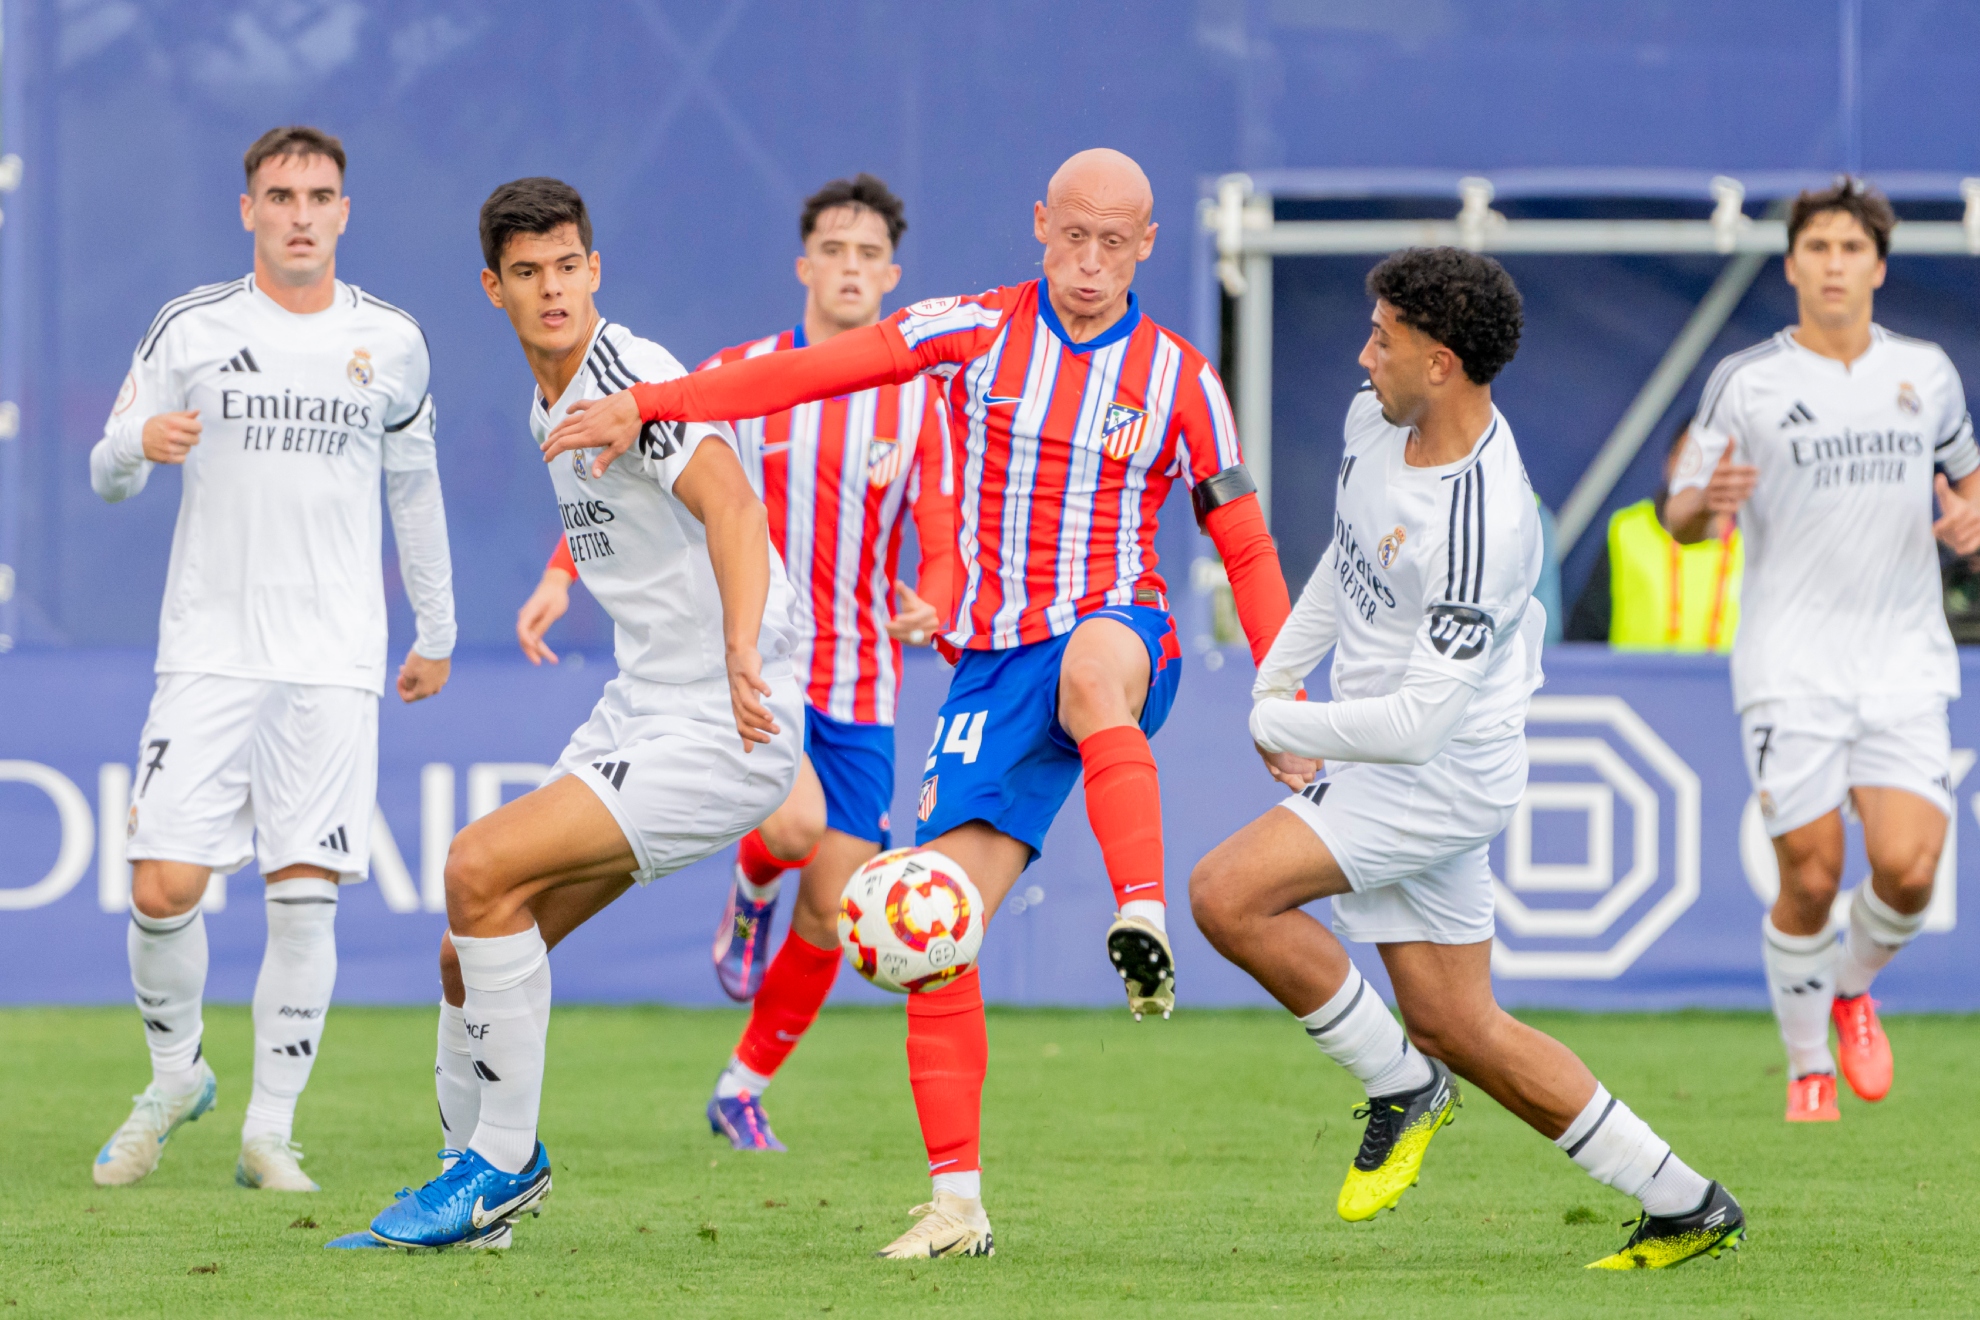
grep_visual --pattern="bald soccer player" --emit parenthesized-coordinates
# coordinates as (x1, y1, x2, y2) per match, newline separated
(544, 149, 1293, 1259)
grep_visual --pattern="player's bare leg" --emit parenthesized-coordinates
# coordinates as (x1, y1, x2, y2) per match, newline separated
(1057, 617, 1171, 1017)
(1193, 806, 1739, 1265)
(1825, 787, 1942, 1103)
(714, 758, 825, 1000)
(709, 823, 875, 1151)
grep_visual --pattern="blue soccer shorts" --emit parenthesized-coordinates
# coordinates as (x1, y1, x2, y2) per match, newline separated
(914, 605, 1182, 861)
(805, 703, 896, 847)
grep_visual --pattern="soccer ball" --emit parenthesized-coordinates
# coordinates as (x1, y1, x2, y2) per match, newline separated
(837, 847, 984, 994)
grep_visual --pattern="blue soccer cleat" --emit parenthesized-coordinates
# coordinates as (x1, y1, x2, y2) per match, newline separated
(708, 1089, 786, 1152)
(367, 1144, 550, 1249)
(713, 861, 780, 1001)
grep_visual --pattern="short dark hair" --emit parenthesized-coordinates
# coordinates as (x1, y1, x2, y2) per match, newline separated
(800, 173, 907, 248)
(1787, 177, 1896, 259)
(1365, 247, 1523, 385)
(480, 177, 593, 273)
(244, 125, 345, 188)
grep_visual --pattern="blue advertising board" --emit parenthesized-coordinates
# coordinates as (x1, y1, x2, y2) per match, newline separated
(0, 645, 1972, 1010)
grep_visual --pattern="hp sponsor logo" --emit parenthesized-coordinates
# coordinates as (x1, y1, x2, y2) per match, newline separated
(1490, 696, 1701, 980)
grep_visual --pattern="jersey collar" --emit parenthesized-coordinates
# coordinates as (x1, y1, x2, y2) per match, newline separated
(791, 321, 808, 349)
(1036, 280, 1141, 355)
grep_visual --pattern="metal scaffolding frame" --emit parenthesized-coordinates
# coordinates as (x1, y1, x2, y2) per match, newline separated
(1193, 167, 1980, 555)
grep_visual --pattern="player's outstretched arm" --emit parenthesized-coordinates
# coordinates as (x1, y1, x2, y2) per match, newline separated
(1248, 545, 1341, 789)
(1251, 661, 1476, 767)
(1202, 490, 1294, 663)
(674, 438, 782, 753)
(516, 538, 575, 665)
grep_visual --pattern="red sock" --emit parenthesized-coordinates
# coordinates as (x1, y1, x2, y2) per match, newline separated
(1079, 725, 1165, 911)
(734, 931, 841, 1077)
(737, 828, 817, 886)
(905, 967, 986, 1176)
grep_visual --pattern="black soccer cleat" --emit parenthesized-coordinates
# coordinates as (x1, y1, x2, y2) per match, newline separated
(1336, 1058, 1459, 1221)
(1587, 1181, 1745, 1270)
(1104, 914, 1175, 1020)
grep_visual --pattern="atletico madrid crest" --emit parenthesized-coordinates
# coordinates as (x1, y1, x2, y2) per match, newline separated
(867, 437, 904, 488)
(918, 775, 938, 822)
(1101, 402, 1149, 460)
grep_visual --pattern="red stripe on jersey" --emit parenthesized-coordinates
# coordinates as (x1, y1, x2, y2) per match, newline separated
(888, 281, 1240, 650)
(702, 329, 952, 725)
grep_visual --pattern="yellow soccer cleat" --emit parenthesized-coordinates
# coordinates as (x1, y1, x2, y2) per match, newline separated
(874, 1192, 995, 1259)
(1587, 1181, 1745, 1270)
(1336, 1059, 1458, 1222)
(1105, 914, 1176, 1020)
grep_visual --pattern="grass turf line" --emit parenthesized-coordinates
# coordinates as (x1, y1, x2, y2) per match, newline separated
(3, 1005, 1977, 1318)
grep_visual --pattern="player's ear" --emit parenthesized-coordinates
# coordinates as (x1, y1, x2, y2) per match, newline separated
(1871, 256, 1887, 290)
(587, 249, 601, 293)
(1033, 200, 1049, 243)
(337, 193, 350, 235)
(239, 192, 254, 233)
(795, 253, 811, 290)
(1137, 220, 1158, 261)
(479, 266, 505, 309)
(879, 261, 902, 296)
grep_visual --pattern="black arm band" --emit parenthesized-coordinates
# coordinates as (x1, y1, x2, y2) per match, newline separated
(1191, 464, 1257, 529)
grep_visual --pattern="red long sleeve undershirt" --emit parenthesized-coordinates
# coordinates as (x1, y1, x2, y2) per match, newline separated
(1202, 493, 1292, 666)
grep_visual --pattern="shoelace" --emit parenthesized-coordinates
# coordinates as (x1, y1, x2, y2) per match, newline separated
(244, 1135, 307, 1163)
(110, 1090, 176, 1154)
(1350, 1098, 1408, 1167)
(1837, 997, 1879, 1050)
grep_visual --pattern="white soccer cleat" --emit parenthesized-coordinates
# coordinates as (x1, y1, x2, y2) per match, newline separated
(874, 1191, 995, 1259)
(92, 1062, 218, 1187)
(236, 1133, 321, 1192)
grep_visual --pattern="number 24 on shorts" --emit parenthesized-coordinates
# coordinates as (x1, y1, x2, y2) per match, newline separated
(926, 711, 989, 770)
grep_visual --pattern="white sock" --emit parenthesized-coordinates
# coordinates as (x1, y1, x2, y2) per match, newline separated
(932, 1170, 981, 1200)
(244, 878, 339, 1145)
(1835, 885, 1925, 999)
(456, 925, 552, 1174)
(715, 1055, 773, 1100)
(738, 874, 782, 905)
(1556, 1083, 1711, 1217)
(436, 1000, 480, 1157)
(1299, 965, 1433, 1098)
(128, 905, 207, 1092)
(1120, 899, 1166, 933)
(1763, 917, 1837, 1078)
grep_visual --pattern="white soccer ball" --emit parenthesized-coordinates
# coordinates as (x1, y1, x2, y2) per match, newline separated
(836, 847, 984, 994)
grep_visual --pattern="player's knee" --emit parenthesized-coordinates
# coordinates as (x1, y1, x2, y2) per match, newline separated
(442, 831, 505, 922)
(1871, 847, 1939, 913)
(438, 935, 465, 1006)
(1778, 856, 1841, 908)
(1059, 656, 1127, 729)
(761, 803, 826, 863)
(129, 864, 204, 921)
(1187, 856, 1243, 946)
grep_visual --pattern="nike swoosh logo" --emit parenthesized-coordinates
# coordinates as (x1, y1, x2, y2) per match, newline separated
(470, 1182, 537, 1228)
(775, 1030, 802, 1041)
(1122, 882, 1160, 893)
(983, 395, 1024, 406)
(759, 442, 791, 455)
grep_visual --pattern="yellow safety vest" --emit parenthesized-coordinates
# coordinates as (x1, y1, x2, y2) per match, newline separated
(1607, 500, 1742, 653)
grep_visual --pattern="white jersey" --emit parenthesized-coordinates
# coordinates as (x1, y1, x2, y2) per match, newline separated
(1316, 389, 1545, 744)
(91, 275, 446, 693)
(531, 320, 796, 686)
(1676, 325, 1979, 709)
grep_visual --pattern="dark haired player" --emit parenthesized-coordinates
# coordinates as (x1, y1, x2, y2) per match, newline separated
(357, 178, 801, 1250)
(1190, 248, 1744, 1270)
(547, 148, 1291, 1258)
(514, 174, 956, 1153)
(1666, 180, 1980, 1122)
(88, 126, 455, 1194)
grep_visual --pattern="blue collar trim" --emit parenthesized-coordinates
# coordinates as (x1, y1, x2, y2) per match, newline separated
(1036, 281, 1140, 354)
(791, 321, 808, 349)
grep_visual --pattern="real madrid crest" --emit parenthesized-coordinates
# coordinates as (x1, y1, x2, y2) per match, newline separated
(1377, 525, 1407, 569)
(346, 347, 374, 387)
(1897, 381, 1922, 416)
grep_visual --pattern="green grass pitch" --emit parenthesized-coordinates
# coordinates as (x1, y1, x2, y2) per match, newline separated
(3, 1004, 1977, 1317)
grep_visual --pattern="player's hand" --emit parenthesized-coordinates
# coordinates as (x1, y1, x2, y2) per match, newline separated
(1256, 744, 1320, 791)
(516, 568, 573, 665)
(1934, 473, 1980, 554)
(141, 410, 202, 464)
(397, 651, 450, 703)
(726, 642, 780, 753)
(884, 579, 941, 647)
(1702, 444, 1758, 516)
(542, 392, 643, 480)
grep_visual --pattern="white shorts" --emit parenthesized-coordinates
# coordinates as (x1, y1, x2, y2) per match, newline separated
(547, 668, 804, 884)
(1741, 693, 1952, 837)
(126, 673, 378, 883)
(1278, 735, 1528, 946)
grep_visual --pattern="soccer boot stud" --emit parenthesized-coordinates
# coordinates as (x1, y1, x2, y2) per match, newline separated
(1106, 913, 1176, 1020)
(1337, 1058, 1459, 1222)
(1587, 1181, 1745, 1270)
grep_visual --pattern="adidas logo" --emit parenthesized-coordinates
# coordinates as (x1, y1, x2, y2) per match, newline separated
(591, 760, 630, 791)
(319, 825, 350, 854)
(472, 1060, 501, 1082)
(271, 1038, 315, 1058)
(218, 347, 262, 373)
(1779, 400, 1815, 428)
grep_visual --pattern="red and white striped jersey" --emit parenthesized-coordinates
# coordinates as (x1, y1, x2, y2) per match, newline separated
(701, 326, 956, 726)
(884, 280, 1243, 651)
